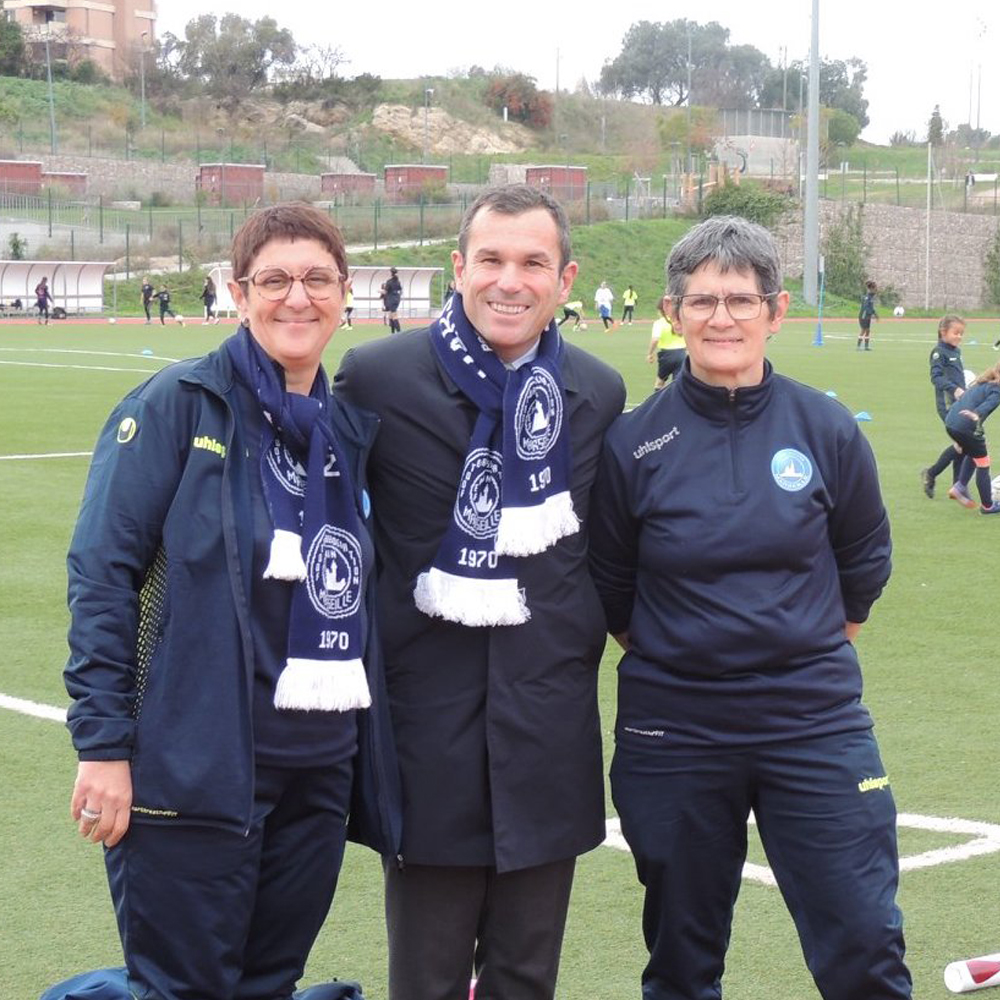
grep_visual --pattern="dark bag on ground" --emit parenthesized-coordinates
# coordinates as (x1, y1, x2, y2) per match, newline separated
(39, 967, 365, 999)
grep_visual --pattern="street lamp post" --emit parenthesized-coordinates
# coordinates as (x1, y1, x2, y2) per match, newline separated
(44, 21, 57, 154)
(139, 31, 148, 130)
(422, 88, 434, 164)
(216, 128, 226, 206)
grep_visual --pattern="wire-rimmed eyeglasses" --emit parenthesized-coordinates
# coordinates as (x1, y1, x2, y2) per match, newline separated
(677, 292, 776, 321)
(236, 266, 342, 302)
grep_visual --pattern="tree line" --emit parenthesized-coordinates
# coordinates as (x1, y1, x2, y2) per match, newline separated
(598, 19, 869, 131)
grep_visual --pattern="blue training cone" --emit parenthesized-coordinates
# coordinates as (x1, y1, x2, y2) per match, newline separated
(812, 322, 824, 347)
(854, 411, 872, 422)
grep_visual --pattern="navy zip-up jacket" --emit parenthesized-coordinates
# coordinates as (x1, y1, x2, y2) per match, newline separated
(65, 335, 401, 851)
(590, 360, 891, 749)
(929, 340, 965, 421)
(946, 380, 1000, 435)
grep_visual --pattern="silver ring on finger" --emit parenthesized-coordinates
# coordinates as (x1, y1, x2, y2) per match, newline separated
(80, 807, 100, 821)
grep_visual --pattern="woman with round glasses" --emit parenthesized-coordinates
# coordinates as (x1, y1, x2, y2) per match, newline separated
(63, 203, 399, 999)
(590, 215, 911, 1000)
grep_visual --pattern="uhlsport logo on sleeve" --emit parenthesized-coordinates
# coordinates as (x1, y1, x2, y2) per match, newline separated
(266, 438, 307, 497)
(454, 447, 502, 540)
(770, 448, 813, 492)
(514, 368, 563, 460)
(305, 525, 362, 619)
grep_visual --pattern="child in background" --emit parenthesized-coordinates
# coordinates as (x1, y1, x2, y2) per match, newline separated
(646, 298, 686, 390)
(921, 315, 966, 498)
(339, 278, 354, 330)
(621, 285, 638, 325)
(857, 279, 878, 350)
(940, 361, 1000, 514)
(156, 285, 184, 326)
(595, 281, 615, 330)
(35, 276, 52, 325)
(557, 300, 586, 330)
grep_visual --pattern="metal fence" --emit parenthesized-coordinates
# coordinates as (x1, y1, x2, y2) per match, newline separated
(3, 163, 1000, 273)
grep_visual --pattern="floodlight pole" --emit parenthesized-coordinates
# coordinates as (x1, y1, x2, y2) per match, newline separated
(803, 0, 820, 306)
(685, 25, 692, 175)
(422, 88, 434, 164)
(925, 142, 932, 310)
(140, 31, 148, 130)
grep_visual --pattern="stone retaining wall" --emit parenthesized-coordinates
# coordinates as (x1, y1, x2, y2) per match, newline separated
(27, 154, 348, 207)
(775, 202, 1000, 311)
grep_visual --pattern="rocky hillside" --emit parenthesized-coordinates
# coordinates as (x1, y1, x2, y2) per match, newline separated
(224, 99, 535, 158)
(370, 105, 534, 155)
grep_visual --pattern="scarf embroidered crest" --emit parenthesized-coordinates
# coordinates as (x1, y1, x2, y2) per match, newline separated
(227, 327, 371, 712)
(414, 292, 578, 626)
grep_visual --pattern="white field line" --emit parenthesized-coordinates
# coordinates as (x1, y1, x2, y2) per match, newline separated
(0, 348, 181, 363)
(602, 810, 1000, 887)
(813, 333, 998, 347)
(0, 360, 160, 374)
(6, 689, 1000, 880)
(0, 451, 92, 460)
(0, 693, 67, 722)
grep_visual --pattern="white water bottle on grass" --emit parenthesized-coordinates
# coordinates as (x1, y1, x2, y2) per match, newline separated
(945, 954, 1000, 993)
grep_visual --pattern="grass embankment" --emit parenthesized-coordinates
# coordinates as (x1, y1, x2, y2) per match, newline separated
(98, 216, 899, 322)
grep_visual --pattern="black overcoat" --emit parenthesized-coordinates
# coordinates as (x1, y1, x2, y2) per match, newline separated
(335, 327, 625, 872)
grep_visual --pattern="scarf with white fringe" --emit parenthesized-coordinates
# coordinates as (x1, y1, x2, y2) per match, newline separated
(227, 326, 371, 712)
(414, 293, 577, 626)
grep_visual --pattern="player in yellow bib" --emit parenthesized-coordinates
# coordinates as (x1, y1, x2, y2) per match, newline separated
(557, 299, 586, 330)
(647, 298, 686, 390)
(339, 280, 354, 330)
(622, 285, 638, 325)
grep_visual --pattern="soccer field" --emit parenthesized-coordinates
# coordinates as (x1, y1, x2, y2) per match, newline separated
(2, 315, 998, 998)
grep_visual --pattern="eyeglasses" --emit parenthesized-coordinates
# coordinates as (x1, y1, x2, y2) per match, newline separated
(677, 292, 776, 321)
(237, 266, 342, 302)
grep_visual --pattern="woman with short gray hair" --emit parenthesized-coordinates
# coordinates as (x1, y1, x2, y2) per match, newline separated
(591, 216, 911, 1000)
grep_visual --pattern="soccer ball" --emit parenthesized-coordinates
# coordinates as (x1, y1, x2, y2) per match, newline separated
(108, 316, 116, 324)
(176, 314, 184, 324)
(893, 305, 905, 317)
(578, 322, 588, 330)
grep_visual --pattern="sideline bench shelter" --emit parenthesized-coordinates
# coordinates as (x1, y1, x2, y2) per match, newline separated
(207, 265, 444, 321)
(0, 260, 113, 314)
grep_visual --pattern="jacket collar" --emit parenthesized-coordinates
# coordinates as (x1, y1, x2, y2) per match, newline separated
(677, 357, 775, 422)
(429, 324, 582, 397)
(181, 329, 379, 449)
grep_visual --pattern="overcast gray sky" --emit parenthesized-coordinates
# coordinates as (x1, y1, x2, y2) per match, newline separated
(157, 0, 995, 146)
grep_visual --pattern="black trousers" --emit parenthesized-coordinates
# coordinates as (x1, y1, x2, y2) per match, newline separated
(384, 857, 576, 1000)
(104, 761, 352, 1000)
(612, 730, 911, 1000)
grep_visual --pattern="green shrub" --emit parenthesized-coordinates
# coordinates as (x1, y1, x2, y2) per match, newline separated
(7, 231, 26, 259)
(701, 180, 789, 229)
(984, 226, 1000, 308)
(878, 284, 901, 310)
(822, 203, 869, 300)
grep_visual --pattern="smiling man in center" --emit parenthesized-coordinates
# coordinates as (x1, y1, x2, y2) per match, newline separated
(335, 184, 625, 1000)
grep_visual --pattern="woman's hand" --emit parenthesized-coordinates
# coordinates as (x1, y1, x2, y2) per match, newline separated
(71, 760, 132, 847)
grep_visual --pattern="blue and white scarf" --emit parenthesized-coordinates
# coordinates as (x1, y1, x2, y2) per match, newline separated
(414, 293, 578, 626)
(227, 327, 371, 711)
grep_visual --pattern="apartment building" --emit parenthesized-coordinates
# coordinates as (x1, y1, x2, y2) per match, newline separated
(4, 0, 155, 81)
